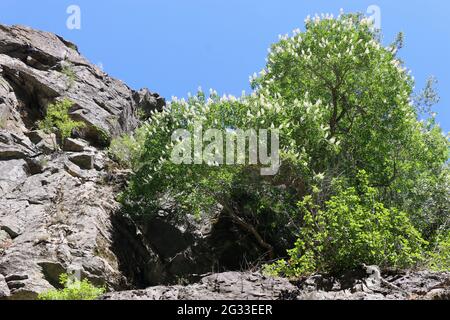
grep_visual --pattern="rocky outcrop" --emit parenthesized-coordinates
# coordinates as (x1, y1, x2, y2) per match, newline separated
(0, 24, 163, 300)
(133, 88, 165, 119)
(101, 272, 297, 300)
(101, 268, 450, 301)
(113, 202, 281, 288)
(293, 267, 450, 300)
(0, 24, 163, 147)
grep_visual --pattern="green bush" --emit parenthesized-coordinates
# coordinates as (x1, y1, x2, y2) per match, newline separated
(427, 230, 450, 271)
(38, 273, 105, 300)
(38, 99, 85, 141)
(265, 172, 427, 277)
(109, 127, 147, 169)
(61, 63, 76, 87)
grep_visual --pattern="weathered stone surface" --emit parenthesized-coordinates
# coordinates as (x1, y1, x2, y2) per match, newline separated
(0, 24, 165, 146)
(133, 88, 166, 119)
(293, 267, 450, 301)
(0, 162, 128, 299)
(102, 268, 450, 301)
(0, 159, 28, 196)
(101, 272, 296, 300)
(69, 153, 94, 170)
(63, 138, 87, 152)
(0, 131, 36, 160)
(0, 274, 10, 298)
(26, 130, 57, 154)
(0, 23, 165, 300)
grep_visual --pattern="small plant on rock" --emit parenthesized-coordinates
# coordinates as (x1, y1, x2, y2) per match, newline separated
(38, 99, 85, 141)
(37, 273, 105, 300)
(61, 62, 76, 88)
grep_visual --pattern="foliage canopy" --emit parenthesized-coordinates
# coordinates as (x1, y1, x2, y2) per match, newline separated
(112, 13, 449, 275)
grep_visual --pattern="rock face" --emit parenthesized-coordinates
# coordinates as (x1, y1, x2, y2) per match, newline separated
(113, 203, 279, 288)
(101, 272, 297, 300)
(0, 24, 163, 300)
(0, 24, 164, 147)
(293, 267, 450, 300)
(101, 268, 450, 301)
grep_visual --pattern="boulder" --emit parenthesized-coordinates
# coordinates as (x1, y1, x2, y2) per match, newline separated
(26, 130, 57, 154)
(63, 138, 87, 152)
(133, 88, 166, 119)
(0, 131, 36, 160)
(69, 153, 94, 170)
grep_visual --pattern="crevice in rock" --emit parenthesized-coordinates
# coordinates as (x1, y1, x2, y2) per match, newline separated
(109, 208, 281, 290)
(0, 69, 56, 130)
(1, 45, 60, 71)
(0, 226, 20, 240)
(37, 261, 66, 289)
(110, 213, 157, 289)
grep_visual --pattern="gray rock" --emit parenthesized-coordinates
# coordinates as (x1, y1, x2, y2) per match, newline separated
(0, 167, 127, 299)
(0, 229, 10, 243)
(0, 24, 151, 146)
(63, 138, 87, 152)
(64, 161, 88, 179)
(0, 131, 36, 160)
(133, 88, 165, 119)
(101, 272, 296, 300)
(0, 274, 10, 298)
(0, 23, 166, 299)
(294, 268, 450, 300)
(26, 130, 57, 154)
(69, 153, 94, 170)
(102, 268, 447, 301)
(0, 159, 28, 196)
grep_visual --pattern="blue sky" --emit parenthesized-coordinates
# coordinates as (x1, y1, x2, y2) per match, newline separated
(0, 0, 449, 131)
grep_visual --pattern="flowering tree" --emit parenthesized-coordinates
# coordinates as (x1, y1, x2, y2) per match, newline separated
(113, 13, 449, 273)
(252, 13, 448, 239)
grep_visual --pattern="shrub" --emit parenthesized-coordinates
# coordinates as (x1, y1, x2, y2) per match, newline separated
(265, 172, 427, 277)
(38, 99, 85, 141)
(109, 126, 147, 169)
(37, 273, 105, 300)
(61, 63, 76, 87)
(427, 230, 450, 271)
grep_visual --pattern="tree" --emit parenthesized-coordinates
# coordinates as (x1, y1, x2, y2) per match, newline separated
(115, 13, 449, 274)
(264, 171, 427, 277)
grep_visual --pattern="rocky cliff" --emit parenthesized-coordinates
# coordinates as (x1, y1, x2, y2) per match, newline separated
(0, 24, 448, 301)
(0, 24, 163, 299)
(101, 268, 450, 300)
